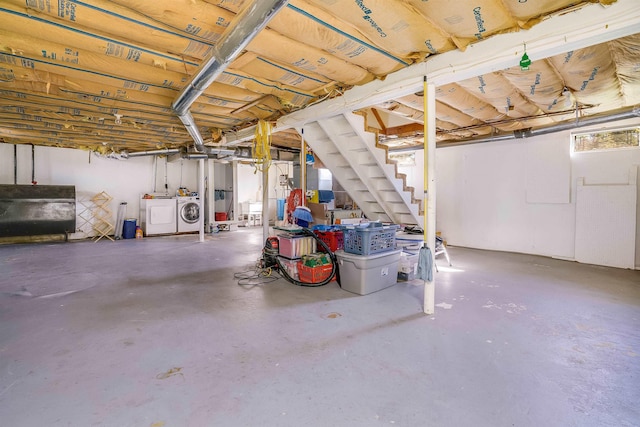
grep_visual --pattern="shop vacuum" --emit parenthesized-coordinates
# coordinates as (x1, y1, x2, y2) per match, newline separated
(261, 236, 280, 269)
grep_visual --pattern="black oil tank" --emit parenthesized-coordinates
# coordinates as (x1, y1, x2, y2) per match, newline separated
(0, 185, 76, 237)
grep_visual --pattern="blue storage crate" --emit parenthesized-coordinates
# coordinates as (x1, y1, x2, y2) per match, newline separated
(341, 223, 399, 255)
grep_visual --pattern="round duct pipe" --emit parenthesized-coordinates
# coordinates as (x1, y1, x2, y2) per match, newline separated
(182, 153, 208, 160)
(436, 105, 640, 149)
(121, 149, 180, 158)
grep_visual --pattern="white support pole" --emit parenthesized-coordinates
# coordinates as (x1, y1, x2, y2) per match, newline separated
(208, 159, 215, 230)
(232, 160, 239, 222)
(301, 132, 306, 207)
(262, 162, 269, 243)
(198, 158, 205, 242)
(424, 82, 437, 314)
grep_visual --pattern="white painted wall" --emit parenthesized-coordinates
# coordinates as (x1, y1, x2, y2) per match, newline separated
(0, 143, 199, 239)
(434, 138, 577, 258)
(212, 162, 233, 216)
(237, 163, 263, 204)
(399, 118, 640, 268)
(236, 161, 293, 222)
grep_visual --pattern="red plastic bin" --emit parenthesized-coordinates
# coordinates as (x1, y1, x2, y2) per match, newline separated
(215, 212, 227, 221)
(297, 262, 334, 283)
(313, 229, 344, 252)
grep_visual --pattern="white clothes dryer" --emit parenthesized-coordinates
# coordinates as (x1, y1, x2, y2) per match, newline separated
(177, 196, 200, 232)
(140, 197, 177, 235)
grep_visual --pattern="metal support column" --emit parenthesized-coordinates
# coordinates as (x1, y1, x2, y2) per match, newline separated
(424, 81, 437, 315)
(198, 158, 205, 242)
(232, 161, 239, 223)
(262, 164, 269, 242)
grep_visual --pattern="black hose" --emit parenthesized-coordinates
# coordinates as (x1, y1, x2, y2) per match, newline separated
(275, 227, 338, 287)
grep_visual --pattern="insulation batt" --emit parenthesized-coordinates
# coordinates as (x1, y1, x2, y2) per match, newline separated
(306, 0, 454, 57)
(268, 0, 408, 75)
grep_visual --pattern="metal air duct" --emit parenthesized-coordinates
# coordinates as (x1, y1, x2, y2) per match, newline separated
(172, 0, 289, 152)
(122, 149, 181, 158)
(389, 105, 640, 151)
(182, 153, 209, 160)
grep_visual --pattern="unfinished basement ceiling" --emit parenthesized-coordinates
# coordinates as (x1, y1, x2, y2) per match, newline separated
(0, 0, 638, 155)
(369, 33, 640, 149)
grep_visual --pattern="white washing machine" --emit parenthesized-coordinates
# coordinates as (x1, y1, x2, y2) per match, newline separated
(140, 197, 177, 235)
(177, 196, 201, 233)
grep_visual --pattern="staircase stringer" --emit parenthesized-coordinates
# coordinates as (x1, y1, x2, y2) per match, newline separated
(345, 112, 423, 222)
(296, 122, 391, 223)
(315, 117, 398, 222)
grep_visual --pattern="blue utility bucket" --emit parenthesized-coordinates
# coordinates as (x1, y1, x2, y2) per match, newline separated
(277, 198, 285, 220)
(123, 219, 137, 239)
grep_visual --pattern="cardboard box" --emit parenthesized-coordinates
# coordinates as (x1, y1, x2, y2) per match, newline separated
(308, 202, 329, 225)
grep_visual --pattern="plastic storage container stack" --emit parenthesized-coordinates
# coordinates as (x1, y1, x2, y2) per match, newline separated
(341, 222, 399, 255)
(278, 235, 317, 259)
(397, 251, 419, 281)
(312, 225, 344, 252)
(277, 232, 335, 283)
(279, 258, 299, 281)
(298, 253, 334, 283)
(335, 222, 401, 295)
(335, 249, 401, 295)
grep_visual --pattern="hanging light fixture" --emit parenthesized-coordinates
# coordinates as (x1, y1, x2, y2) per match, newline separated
(519, 43, 531, 71)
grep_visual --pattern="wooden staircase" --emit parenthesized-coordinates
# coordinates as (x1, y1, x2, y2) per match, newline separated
(297, 112, 423, 226)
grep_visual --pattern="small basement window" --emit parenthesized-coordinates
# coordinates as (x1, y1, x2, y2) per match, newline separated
(572, 126, 640, 153)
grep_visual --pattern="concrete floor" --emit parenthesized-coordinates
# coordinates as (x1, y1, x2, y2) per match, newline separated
(1, 228, 639, 427)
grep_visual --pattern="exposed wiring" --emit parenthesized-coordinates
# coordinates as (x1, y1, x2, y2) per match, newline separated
(234, 271, 280, 287)
(234, 259, 280, 287)
(252, 120, 272, 173)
